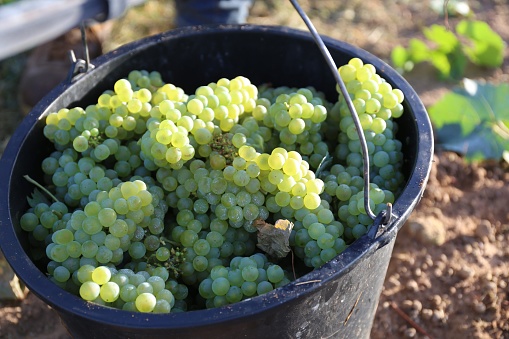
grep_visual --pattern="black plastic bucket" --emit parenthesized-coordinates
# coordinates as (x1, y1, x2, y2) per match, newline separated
(0, 25, 433, 339)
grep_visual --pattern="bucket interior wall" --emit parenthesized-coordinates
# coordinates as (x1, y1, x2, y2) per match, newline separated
(1, 25, 433, 339)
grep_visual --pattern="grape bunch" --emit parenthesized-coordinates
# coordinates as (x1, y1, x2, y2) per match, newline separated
(78, 265, 187, 313)
(198, 253, 291, 309)
(19, 58, 406, 313)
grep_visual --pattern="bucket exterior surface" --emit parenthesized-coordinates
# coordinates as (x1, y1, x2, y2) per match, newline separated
(0, 25, 433, 339)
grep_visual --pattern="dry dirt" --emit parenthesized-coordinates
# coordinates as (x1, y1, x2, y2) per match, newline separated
(1, 1, 508, 338)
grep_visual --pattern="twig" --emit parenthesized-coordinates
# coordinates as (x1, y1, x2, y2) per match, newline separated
(344, 292, 363, 325)
(390, 302, 434, 339)
(294, 280, 321, 286)
(23, 175, 59, 203)
(291, 249, 297, 281)
(444, 0, 450, 30)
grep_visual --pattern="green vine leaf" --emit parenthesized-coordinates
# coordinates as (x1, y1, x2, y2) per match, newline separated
(27, 188, 51, 208)
(456, 20, 505, 67)
(429, 79, 509, 162)
(391, 20, 504, 80)
(423, 24, 459, 54)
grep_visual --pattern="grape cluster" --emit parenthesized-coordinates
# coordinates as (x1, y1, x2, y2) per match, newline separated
(257, 86, 332, 169)
(42, 179, 169, 293)
(320, 57, 405, 241)
(19, 59, 407, 313)
(198, 253, 291, 308)
(138, 75, 259, 171)
(78, 265, 184, 313)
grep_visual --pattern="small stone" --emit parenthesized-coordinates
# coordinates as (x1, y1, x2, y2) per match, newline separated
(406, 218, 446, 246)
(422, 308, 433, 320)
(388, 275, 401, 287)
(499, 279, 507, 289)
(402, 299, 414, 309)
(431, 294, 442, 307)
(439, 192, 449, 204)
(457, 266, 474, 279)
(476, 220, 494, 241)
(474, 301, 486, 313)
(465, 244, 473, 254)
(343, 9, 355, 20)
(404, 327, 417, 338)
(485, 281, 498, 293)
(432, 309, 446, 323)
(406, 279, 419, 292)
(413, 300, 423, 312)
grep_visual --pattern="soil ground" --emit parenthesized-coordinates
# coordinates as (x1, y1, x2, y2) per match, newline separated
(1, 1, 508, 338)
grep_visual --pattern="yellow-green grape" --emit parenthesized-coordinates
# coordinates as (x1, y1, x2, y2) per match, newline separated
(135, 292, 157, 313)
(92, 266, 112, 285)
(80, 281, 101, 301)
(303, 193, 321, 210)
(100, 281, 120, 302)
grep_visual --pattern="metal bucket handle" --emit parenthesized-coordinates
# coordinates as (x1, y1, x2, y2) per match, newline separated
(290, 0, 394, 238)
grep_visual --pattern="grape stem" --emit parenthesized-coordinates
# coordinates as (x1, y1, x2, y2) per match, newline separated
(290, 0, 378, 221)
(23, 175, 59, 203)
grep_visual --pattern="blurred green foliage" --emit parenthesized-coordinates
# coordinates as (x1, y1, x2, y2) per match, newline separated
(391, 20, 505, 80)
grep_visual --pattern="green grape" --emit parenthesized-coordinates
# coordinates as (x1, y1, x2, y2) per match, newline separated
(256, 281, 273, 295)
(199, 278, 215, 299)
(211, 277, 230, 296)
(241, 266, 259, 282)
(52, 229, 74, 245)
(92, 266, 112, 285)
(100, 281, 120, 302)
(76, 264, 95, 284)
(135, 293, 157, 313)
(303, 193, 321, 210)
(266, 265, 284, 284)
(193, 239, 210, 256)
(80, 281, 101, 301)
(96, 246, 113, 264)
(206, 231, 224, 248)
(97, 208, 117, 227)
(156, 247, 171, 261)
(66, 241, 82, 258)
(275, 191, 290, 207)
(317, 233, 335, 249)
(128, 242, 146, 260)
(49, 244, 68, 262)
(73, 136, 89, 152)
(373, 151, 390, 168)
(120, 284, 138, 302)
(53, 266, 71, 283)
(268, 152, 285, 170)
(304, 240, 321, 258)
(137, 282, 154, 295)
(308, 223, 326, 240)
(240, 281, 256, 297)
